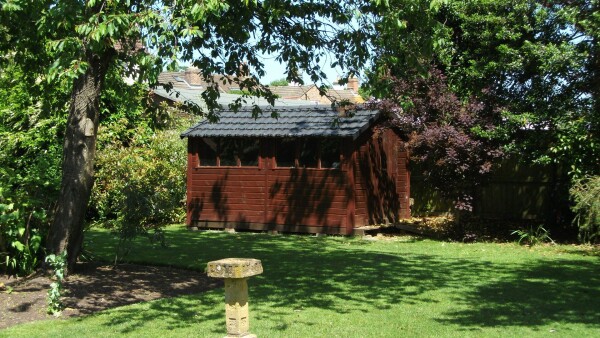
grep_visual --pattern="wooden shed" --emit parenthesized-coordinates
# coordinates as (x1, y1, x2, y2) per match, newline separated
(181, 105, 410, 235)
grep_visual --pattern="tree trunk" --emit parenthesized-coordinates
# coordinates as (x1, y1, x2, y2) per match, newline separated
(46, 50, 113, 272)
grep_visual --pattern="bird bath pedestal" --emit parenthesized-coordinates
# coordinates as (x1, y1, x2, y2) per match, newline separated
(207, 258, 263, 338)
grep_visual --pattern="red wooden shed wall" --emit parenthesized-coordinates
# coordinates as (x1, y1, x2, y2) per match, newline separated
(353, 128, 411, 227)
(186, 129, 410, 234)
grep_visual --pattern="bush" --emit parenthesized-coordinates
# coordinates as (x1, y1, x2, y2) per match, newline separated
(0, 62, 66, 275)
(269, 78, 289, 86)
(374, 68, 506, 213)
(570, 176, 600, 243)
(91, 127, 187, 261)
(0, 191, 45, 275)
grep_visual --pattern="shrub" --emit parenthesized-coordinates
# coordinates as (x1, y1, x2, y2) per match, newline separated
(0, 62, 66, 275)
(373, 68, 506, 213)
(91, 127, 186, 261)
(570, 176, 600, 243)
(269, 78, 289, 86)
(0, 191, 46, 276)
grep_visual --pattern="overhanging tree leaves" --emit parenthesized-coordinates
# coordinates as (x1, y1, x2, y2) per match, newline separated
(1, 0, 376, 270)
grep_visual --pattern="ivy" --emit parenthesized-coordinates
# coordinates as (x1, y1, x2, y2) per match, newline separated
(45, 251, 67, 316)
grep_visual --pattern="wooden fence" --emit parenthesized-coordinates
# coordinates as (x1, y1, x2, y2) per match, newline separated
(410, 158, 569, 221)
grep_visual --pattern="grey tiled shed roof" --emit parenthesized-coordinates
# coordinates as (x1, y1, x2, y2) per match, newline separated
(181, 106, 380, 139)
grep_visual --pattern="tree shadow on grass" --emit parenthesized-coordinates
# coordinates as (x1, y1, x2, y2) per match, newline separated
(85, 231, 600, 335)
(157, 234, 491, 312)
(438, 259, 600, 330)
(87, 292, 225, 335)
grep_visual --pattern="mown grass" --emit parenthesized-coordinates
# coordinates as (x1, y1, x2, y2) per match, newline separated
(2, 225, 599, 337)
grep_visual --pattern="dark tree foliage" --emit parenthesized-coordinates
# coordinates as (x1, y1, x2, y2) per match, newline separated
(373, 68, 505, 210)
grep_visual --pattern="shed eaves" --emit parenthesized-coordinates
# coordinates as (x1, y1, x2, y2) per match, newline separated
(181, 106, 380, 139)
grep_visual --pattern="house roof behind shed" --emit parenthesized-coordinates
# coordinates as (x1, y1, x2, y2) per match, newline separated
(181, 106, 380, 140)
(152, 87, 319, 110)
(268, 85, 316, 99)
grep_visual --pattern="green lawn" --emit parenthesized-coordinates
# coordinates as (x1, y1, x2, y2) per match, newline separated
(2, 226, 599, 337)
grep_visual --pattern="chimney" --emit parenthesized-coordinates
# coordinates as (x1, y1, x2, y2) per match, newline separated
(347, 77, 359, 92)
(185, 66, 202, 85)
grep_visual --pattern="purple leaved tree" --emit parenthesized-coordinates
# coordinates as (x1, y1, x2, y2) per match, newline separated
(370, 68, 506, 218)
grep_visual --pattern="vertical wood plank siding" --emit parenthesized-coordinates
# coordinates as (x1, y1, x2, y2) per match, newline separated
(354, 129, 410, 226)
(397, 140, 411, 219)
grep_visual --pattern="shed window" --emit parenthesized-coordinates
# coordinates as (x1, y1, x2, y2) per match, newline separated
(320, 139, 341, 168)
(199, 138, 218, 166)
(238, 139, 260, 166)
(298, 139, 318, 168)
(275, 138, 342, 169)
(275, 138, 296, 168)
(219, 139, 238, 166)
(198, 138, 259, 167)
